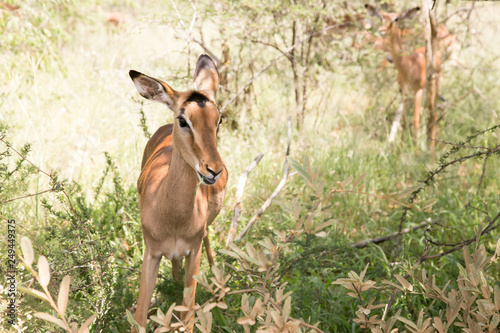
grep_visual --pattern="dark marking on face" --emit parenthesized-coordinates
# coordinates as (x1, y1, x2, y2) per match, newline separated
(180, 108, 185, 114)
(185, 92, 209, 108)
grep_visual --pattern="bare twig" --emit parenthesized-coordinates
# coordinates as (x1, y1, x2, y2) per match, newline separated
(388, 102, 403, 143)
(417, 211, 500, 263)
(0, 189, 53, 204)
(351, 221, 430, 249)
(226, 153, 264, 247)
(168, 0, 222, 66)
(0, 137, 50, 177)
(476, 153, 490, 196)
(383, 210, 500, 320)
(189, 37, 222, 65)
(235, 118, 292, 242)
(289, 317, 326, 333)
(430, 139, 495, 151)
(171, 312, 191, 333)
(220, 23, 347, 113)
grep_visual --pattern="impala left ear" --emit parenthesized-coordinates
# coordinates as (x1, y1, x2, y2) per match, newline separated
(193, 54, 219, 100)
(365, 4, 383, 22)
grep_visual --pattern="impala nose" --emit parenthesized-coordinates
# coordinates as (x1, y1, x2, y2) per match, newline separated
(206, 166, 222, 178)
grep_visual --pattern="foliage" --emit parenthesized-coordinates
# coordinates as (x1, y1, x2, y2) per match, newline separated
(17, 236, 97, 332)
(1, 0, 499, 332)
(334, 240, 500, 333)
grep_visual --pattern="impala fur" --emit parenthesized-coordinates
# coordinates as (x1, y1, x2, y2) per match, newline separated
(366, 4, 442, 142)
(129, 54, 227, 331)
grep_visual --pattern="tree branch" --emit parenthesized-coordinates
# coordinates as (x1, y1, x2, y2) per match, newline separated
(226, 153, 264, 246)
(220, 23, 347, 113)
(235, 118, 292, 242)
(351, 221, 430, 249)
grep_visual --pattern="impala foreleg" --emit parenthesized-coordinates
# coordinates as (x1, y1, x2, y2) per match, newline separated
(181, 243, 203, 328)
(172, 258, 183, 282)
(400, 91, 409, 141)
(413, 88, 423, 143)
(133, 247, 161, 332)
(203, 234, 214, 267)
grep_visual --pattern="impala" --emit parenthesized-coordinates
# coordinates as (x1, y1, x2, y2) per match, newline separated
(365, 4, 444, 142)
(129, 54, 227, 331)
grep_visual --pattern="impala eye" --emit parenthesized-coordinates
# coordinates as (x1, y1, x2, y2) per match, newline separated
(177, 116, 189, 128)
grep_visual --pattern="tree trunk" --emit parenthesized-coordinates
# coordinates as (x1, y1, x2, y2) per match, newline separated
(422, 0, 440, 154)
(290, 20, 303, 129)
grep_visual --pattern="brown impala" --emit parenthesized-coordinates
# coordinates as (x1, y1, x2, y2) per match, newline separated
(129, 54, 227, 331)
(365, 4, 443, 143)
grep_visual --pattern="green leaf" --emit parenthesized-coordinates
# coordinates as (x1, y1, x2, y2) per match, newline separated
(34, 312, 66, 330)
(125, 309, 135, 326)
(433, 317, 445, 333)
(352, 173, 367, 189)
(217, 249, 240, 260)
(494, 285, 500, 311)
(489, 314, 500, 332)
(420, 198, 439, 211)
(394, 274, 413, 291)
(396, 184, 423, 200)
(38, 256, 50, 288)
(359, 263, 369, 281)
(282, 296, 291, 322)
(287, 156, 312, 185)
(58, 275, 71, 314)
(78, 314, 97, 333)
(315, 231, 327, 237)
(381, 279, 404, 291)
(20, 237, 34, 267)
(396, 316, 417, 329)
(18, 286, 49, 303)
(339, 176, 353, 189)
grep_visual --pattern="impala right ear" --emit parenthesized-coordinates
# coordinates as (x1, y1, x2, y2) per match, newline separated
(397, 7, 420, 21)
(193, 55, 219, 101)
(129, 70, 179, 110)
(365, 4, 384, 21)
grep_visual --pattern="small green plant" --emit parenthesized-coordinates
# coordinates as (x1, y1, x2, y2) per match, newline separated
(334, 238, 500, 333)
(17, 236, 97, 332)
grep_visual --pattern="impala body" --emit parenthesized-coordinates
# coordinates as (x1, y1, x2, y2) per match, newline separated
(129, 55, 227, 331)
(366, 4, 443, 142)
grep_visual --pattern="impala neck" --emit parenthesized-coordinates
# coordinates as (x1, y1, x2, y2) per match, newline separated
(389, 26, 406, 72)
(162, 149, 201, 211)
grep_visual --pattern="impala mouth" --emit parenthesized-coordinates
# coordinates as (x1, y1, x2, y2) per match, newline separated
(197, 171, 216, 185)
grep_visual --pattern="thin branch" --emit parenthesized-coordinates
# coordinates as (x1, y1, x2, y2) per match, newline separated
(430, 139, 495, 151)
(248, 38, 288, 58)
(383, 211, 500, 320)
(189, 37, 222, 65)
(220, 23, 347, 113)
(235, 118, 292, 242)
(171, 312, 191, 333)
(351, 221, 430, 249)
(417, 211, 500, 263)
(226, 153, 264, 247)
(289, 317, 326, 333)
(0, 189, 53, 204)
(476, 153, 490, 196)
(1, 137, 51, 177)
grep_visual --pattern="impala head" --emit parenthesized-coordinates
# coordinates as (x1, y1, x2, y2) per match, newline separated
(129, 55, 223, 185)
(365, 4, 420, 38)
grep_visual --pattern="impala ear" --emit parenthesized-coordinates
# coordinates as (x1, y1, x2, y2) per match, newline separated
(365, 4, 383, 22)
(398, 7, 420, 21)
(193, 54, 219, 100)
(129, 70, 179, 110)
